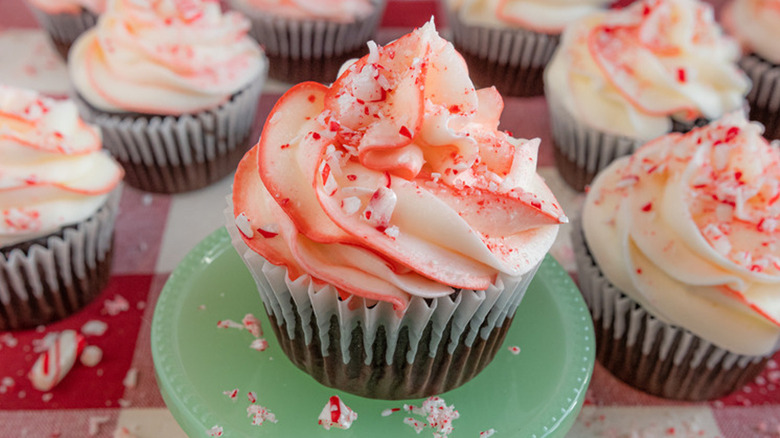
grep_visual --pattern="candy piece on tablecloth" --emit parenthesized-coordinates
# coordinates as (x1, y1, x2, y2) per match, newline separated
(81, 320, 109, 336)
(318, 395, 358, 430)
(247, 404, 278, 426)
(80, 345, 103, 367)
(28, 330, 85, 391)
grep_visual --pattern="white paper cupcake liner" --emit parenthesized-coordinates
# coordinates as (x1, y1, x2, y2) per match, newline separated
(229, 0, 386, 59)
(0, 186, 121, 330)
(75, 69, 267, 193)
(27, 5, 98, 57)
(740, 54, 780, 140)
(571, 218, 773, 400)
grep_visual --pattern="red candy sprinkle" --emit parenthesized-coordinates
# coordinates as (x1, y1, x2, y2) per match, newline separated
(641, 202, 653, 212)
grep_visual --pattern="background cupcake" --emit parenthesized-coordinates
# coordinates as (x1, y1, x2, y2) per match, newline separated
(69, 0, 268, 194)
(723, 0, 780, 141)
(226, 0, 386, 84)
(25, 0, 105, 59)
(545, 0, 750, 191)
(227, 23, 567, 399)
(443, 0, 613, 97)
(573, 112, 780, 400)
(0, 85, 123, 330)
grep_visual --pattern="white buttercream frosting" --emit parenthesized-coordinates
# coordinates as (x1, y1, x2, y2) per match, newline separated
(725, 0, 780, 64)
(583, 112, 780, 355)
(27, 0, 106, 15)
(232, 0, 374, 22)
(445, 0, 611, 34)
(69, 0, 266, 115)
(545, 0, 750, 140)
(0, 86, 123, 248)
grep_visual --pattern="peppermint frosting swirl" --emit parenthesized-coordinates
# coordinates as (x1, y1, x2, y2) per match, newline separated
(545, 0, 750, 140)
(583, 113, 780, 355)
(446, 0, 612, 34)
(69, 0, 266, 115)
(0, 86, 123, 248)
(232, 23, 566, 310)
(27, 0, 106, 15)
(725, 0, 780, 64)
(232, 0, 374, 22)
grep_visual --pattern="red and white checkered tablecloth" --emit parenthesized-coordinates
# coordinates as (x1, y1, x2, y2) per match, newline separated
(1, 0, 779, 436)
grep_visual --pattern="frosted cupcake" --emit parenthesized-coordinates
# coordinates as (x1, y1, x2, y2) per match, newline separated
(573, 112, 780, 400)
(25, 0, 106, 59)
(227, 22, 567, 399)
(0, 86, 123, 330)
(444, 0, 612, 97)
(226, 0, 386, 84)
(723, 0, 780, 141)
(69, 0, 268, 194)
(545, 0, 750, 191)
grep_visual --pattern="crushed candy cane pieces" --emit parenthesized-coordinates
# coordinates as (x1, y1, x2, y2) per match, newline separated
(206, 425, 223, 437)
(103, 295, 130, 316)
(28, 330, 85, 391)
(386, 396, 460, 437)
(80, 346, 103, 367)
(318, 395, 358, 430)
(508, 346, 521, 355)
(480, 428, 497, 438)
(247, 391, 258, 404)
(248, 404, 278, 426)
(81, 320, 108, 336)
(223, 388, 239, 400)
(123, 368, 138, 389)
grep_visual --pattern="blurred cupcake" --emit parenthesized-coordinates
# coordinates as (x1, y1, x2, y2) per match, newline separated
(723, 0, 780, 141)
(545, 0, 750, 191)
(443, 0, 613, 97)
(25, 0, 106, 59)
(69, 0, 268, 194)
(0, 85, 123, 330)
(226, 0, 386, 84)
(573, 112, 780, 400)
(227, 23, 567, 399)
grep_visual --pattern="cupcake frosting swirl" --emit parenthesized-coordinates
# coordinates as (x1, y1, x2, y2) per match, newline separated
(583, 113, 780, 355)
(69, 0, 266, 115)
(546, 0, 750, 140)
(0, 86, 123, 248)
(446, 0, 612, 34)
(27, 0, 106, 15)
(725, 0, 780, 64)
(232, 0, 374, 22)
(232, 22, 566, 310)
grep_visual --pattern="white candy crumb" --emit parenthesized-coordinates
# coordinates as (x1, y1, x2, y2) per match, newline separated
(394, 396, 459, 437)
(403, 417, 426, 434)
(480, 428, 497, 438)
(341, 196, 362, 215)
(198, 305, 207, 310)
(117, 398, 131, 408)
(1, 333, 18, 348)
(206, 425, 223, 437)
(381, 408, 400, 417)
(508, 346, 521, 355)
(250, 338, 269, 352)
(42, 393, 53, 402)
(80, 346, 103, 367)
(223, 388, 239, 400)
(247, 404, 278, 426)
(141, 194, 153, 206)
(136, 301, 146, 310)
(247, 391, 257, 404)
(384, 225, 400, 238)
(81, 320, 109, 336)
(123, 368, 138, 389)
(242, 314, 263, 338)
(104, 295, 130, 316)
(217, 319, 244, 330)
(235, 212, 254, 238)
(88, 416, 110, 436)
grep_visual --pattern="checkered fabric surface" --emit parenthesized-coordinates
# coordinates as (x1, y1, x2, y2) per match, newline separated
(2, 0, 779, 436)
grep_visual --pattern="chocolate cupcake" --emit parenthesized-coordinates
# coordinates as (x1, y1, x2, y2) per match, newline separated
(226, 0, 386, 84)
(573, 113, 780, 401)
(0, 86, 123, 330)
(226, 23, 567, 399)
(25, 0, 104, 59)
(68, 0, 268, 194)
(545, 0, 750, 191)
(443, 0, 612, 97)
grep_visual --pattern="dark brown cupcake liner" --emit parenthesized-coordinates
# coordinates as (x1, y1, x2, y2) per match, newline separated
(0, 187, 121, 331)
(27, 5, 98, 59)
(740, 53, 780, 140)
(74, 72, 266, 194)
(571, 218, 772, 401)
(446, 9, 560, 97)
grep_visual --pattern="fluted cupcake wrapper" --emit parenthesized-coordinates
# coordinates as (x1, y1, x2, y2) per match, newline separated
(571, 218, 773, 401)
(225, 201, 538, 399)
(0, 186, 121, 331)
(26, 5, 98, 59)
(75, 70, 266, 194)
(740, 54, 780, 141)
(446, 9, 559, 97)
(546, 91, 643, 191)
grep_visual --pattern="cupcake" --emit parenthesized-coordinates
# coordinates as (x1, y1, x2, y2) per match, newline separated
(723, 0, 780, 141)
(545, 0, 750, 191)
(68, 0, 268, 194)
(573, 112, 780, 400)
(443, 0, 612, 97)
(226, 0, 386, 84)
(226, 22, 567, 399)
(25, 0, 106, 59)
(0, 85, 123, 331)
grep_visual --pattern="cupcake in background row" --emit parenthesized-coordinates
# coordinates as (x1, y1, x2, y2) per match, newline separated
(0, 85, 123, 331)
(545, 0, 750, 191)
(69, 0, 268, 194)
(573, 112, 780, 400)
(25, 0, 106, 59)
(227, 0, 386, 84)
(227, 22, 566, 399)
(723, 0, 780, 141)
(444, 0, 613, 97)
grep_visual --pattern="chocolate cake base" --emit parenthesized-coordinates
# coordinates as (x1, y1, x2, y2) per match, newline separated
(267, 46, 369, 85)
(266, 298, 515, 400)
(457, 50, 547, 97)
(741, 54, 780, 141)
(552, 141, 596, 192)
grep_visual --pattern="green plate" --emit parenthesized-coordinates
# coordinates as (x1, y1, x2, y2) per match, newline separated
(152, 228, 595, 438)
